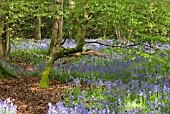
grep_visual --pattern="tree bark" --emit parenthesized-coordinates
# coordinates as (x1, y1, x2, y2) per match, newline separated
(34, 16, 41, 40)
(48, 0, 63, 55)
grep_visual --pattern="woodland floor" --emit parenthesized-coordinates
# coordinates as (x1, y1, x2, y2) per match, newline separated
(0, 76, 73, 114)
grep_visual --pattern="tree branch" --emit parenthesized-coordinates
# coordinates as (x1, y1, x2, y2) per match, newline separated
(85, 41, 139, 48)
(57, 49, 108, 65)
(85, 40, 164, 52)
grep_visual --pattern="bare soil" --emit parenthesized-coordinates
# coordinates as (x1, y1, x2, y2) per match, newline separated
(0, 76, 72, 114)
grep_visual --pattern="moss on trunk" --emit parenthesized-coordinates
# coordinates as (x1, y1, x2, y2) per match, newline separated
(40, 59, 53, 88)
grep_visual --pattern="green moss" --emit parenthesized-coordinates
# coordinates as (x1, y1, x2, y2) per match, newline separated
(0, 70, 5, 79)
(40, 60, 53, 88)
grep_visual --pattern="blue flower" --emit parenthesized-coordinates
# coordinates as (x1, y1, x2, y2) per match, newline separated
(0, 98, 17, 114)
(56, 101, 64, 109)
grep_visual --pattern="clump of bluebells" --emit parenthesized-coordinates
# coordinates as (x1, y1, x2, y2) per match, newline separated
(47, 77, 170, 114)
(0, 98, 17, 114)
(47, 102, 111, 114)
(11, 38, 50, 52)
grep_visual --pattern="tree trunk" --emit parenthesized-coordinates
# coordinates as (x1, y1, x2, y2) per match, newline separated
(40, 0, 64, 88)
(48, 0, 63, 55)
(0, 8, 10, 59)
(40, 0, 89, 88)
(0, 1, 17, 79)
(34, 16, 41, 40)
(68, 0, 75, 38)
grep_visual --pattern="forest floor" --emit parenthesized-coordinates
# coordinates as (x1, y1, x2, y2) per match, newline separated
(0, 76, 73, 114)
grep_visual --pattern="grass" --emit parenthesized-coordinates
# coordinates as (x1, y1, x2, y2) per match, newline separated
(1, 38, 170, 114)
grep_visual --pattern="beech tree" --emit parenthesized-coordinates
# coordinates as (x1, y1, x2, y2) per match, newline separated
(40, 0, 89, 88)
(40, 0, 109, 88)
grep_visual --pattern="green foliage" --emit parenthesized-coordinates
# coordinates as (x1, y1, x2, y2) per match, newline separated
(2, 0, 169, 45)
(89, 0, 169, 41)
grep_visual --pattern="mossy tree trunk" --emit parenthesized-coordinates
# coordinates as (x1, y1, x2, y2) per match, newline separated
(41, 0, 64, 88)
(40, 0, 89, 88)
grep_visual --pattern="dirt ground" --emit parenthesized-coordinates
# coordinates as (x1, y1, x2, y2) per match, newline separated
(0, 76, 72, 114)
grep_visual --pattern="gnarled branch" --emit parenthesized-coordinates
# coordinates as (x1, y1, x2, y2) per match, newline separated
(57, 49, 108, 65)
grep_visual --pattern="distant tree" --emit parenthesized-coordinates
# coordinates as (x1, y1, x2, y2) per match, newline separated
(34, 16, 41, 40)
